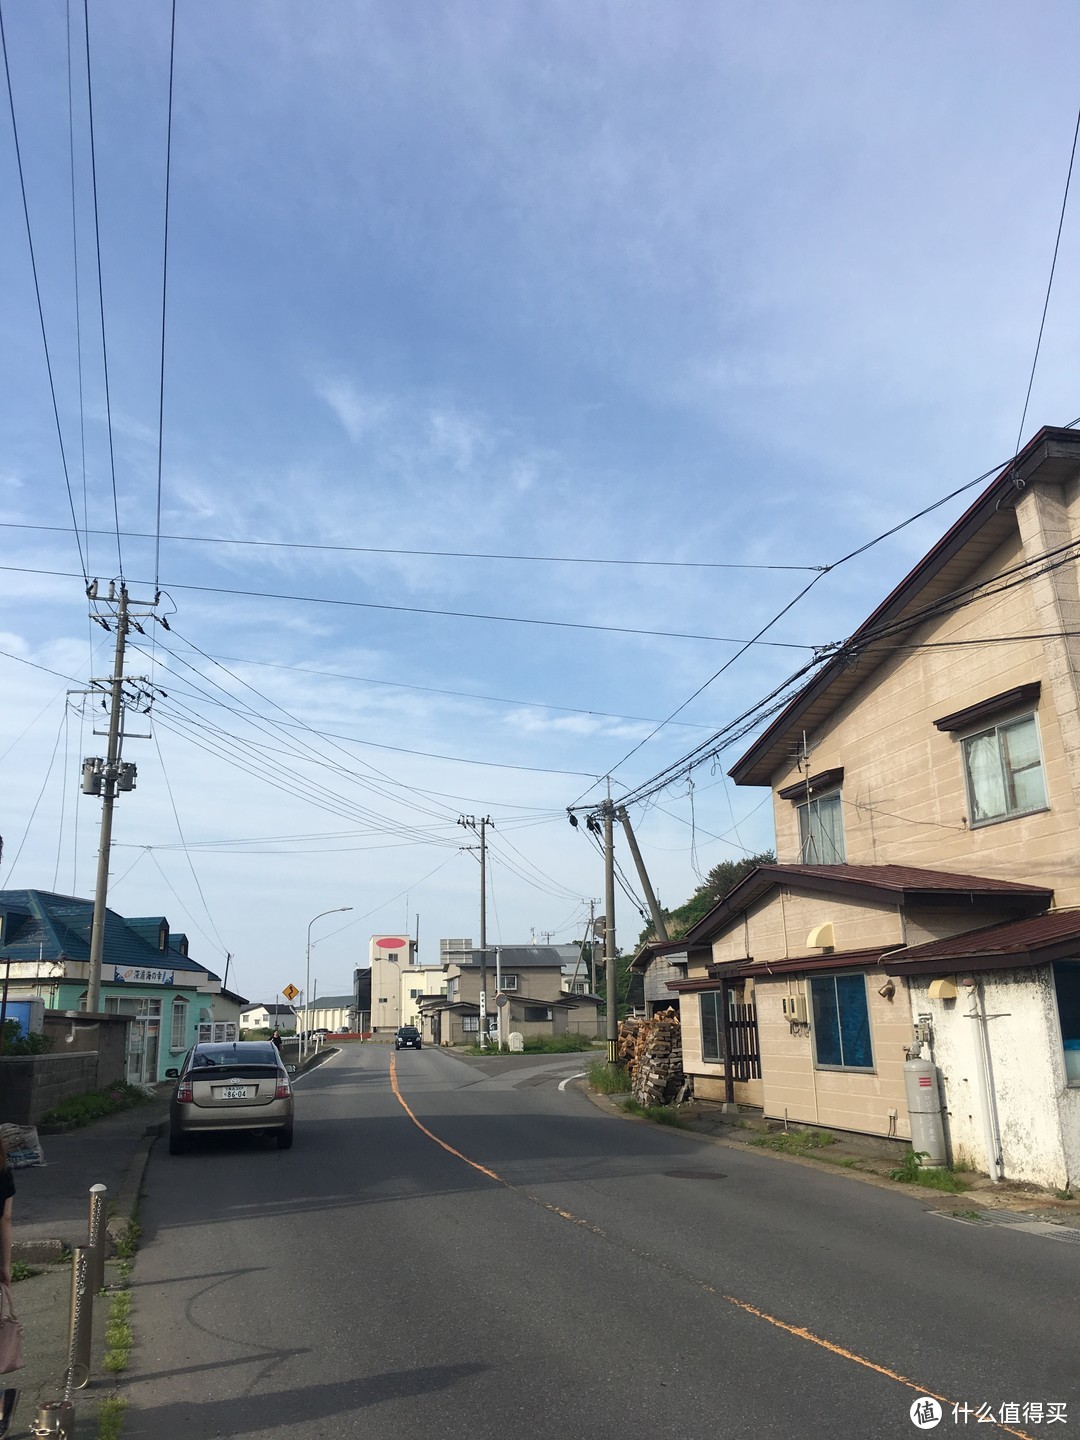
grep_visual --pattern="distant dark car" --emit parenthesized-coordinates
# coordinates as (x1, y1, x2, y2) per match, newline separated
(166, 1041, 294, 1153)
(395, 1026, 422, 1050)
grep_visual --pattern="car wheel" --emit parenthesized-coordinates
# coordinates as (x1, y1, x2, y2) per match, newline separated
(416, 1043, 422, 1049)
(168, 1130, 187, 1156)
(276, 1125, 294, 1151)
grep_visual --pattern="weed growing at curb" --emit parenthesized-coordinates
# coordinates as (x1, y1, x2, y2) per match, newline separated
(587, 1060, 631, 1094)
(750, 1128, 836, 1157)
(620, 1098, 688, 1127)
(888, 1148, 969, 1193)
(114, 1222, 141, 1261)
(103, 1280, 134, 1375)
(9, 1260, 41, 1282)
(97, 1394, 127, 1440)
(953, 1209, 986, 1222)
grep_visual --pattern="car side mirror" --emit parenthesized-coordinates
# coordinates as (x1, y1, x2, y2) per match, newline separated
(287, 1065, 298, 1075)
(165, 1068, 179, 1078)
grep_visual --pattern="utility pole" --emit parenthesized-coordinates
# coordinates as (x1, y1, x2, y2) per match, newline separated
(84, 584, 159, 1014)
(602, 797, 617, 1062)
(458, 814, 493, 1048)
(616, 806, 669, 941)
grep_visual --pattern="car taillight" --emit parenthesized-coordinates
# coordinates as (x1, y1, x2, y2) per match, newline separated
(275, 1080, 291, 1099)
(176, 1080, 193, 1103)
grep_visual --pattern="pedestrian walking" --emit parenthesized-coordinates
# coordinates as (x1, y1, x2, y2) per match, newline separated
(0, 1135, 21, 1438)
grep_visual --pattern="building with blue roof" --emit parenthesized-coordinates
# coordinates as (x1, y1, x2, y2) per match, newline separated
(0, 889, 243, 1083)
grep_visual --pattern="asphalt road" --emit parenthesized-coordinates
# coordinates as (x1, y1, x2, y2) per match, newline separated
(121, 1045, 1080, 1440)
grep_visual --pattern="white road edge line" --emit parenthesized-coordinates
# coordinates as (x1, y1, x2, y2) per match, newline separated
(559, 1072, 588, 1091)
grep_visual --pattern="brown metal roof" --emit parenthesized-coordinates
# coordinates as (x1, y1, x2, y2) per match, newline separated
(884, 908, 1080, 975)
(682, 863, 1052, 945)
(729, 427, 1080, 788)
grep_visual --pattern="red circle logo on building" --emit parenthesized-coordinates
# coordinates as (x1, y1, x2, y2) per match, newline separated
(375, 937, 407, 950)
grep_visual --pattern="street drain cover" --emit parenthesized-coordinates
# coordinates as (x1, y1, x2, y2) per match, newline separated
(665, 1170, 728, 1180)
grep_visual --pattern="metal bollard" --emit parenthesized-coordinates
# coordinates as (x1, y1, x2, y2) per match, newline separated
(87, 1183, 108, 1293)
(64, 1247, 93, 1393)
(30, 1401, 76, 1439)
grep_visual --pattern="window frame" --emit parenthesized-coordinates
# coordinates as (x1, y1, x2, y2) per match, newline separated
(959, 710, 1048, 828)
(699, 991, 724, 1063)
(500, 974, 519, 991)
(169, 996, 188, 1052)
(809, 972, 874, 1072)
(523, 1005, 553, 1022)
(797, 788, 846, 863)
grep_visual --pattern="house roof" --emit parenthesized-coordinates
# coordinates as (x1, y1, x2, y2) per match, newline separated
(452, 947, 570, 969)
(682, 864, 1052, 946)
(884, 908, 1080, 976)
(242, 1002, 296, 1016)
(729, 426, 1080, 787)
(0, 890, 211, 977)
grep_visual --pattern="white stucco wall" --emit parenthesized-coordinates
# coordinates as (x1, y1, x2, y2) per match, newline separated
(908, 968, 1070, 1190)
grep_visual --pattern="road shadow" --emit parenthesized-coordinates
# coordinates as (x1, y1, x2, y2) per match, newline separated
(125, 1362, 488, 1439)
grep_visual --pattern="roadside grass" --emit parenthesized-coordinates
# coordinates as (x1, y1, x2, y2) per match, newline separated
(114, 1221, 141, 1261)
(587, 1060, 631, 1094)
(9, 1260, 41, 1282)
(620, 1098, 688, 1127)
(888, 1148, 970, 1193)
(953, 1209, 986, 1222)
(750, 1128, 837, 1157)
(40, 1082, 152, 1130)
(97, 1395, 126, 1440)
(103, 1290, 133, 1374)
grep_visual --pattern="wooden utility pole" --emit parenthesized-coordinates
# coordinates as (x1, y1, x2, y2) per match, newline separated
(87, 586, 131, 1015)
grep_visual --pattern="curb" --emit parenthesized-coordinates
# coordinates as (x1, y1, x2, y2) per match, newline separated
(106, 1120, 165, 1244)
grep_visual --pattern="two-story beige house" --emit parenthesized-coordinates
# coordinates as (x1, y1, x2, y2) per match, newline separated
(661, 425, 1080, 1190)
(420, 946, 601, 1046)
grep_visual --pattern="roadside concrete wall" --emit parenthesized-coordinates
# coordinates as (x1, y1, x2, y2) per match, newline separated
(0, 1052, 99, 1124)
(40, 1012, 129, 1088)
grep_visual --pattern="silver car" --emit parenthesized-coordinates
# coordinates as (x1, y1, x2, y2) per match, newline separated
(167, 1041, 295, 1153)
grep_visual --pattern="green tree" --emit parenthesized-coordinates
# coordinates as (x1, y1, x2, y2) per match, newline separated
(637, 849, 776, 947)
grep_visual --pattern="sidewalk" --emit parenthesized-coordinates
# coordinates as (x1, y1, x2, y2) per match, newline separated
(6, 1093, 169, 1437)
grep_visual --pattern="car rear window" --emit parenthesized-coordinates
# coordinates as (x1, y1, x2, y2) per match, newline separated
(190, 1044, 279, 1068)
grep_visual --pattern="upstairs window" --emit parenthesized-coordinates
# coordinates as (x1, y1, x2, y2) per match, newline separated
(962, 714, 1047, 825)
(500, 974, 519, 991)
(779, 768, 845, 864)
(798, 791, 845, 863)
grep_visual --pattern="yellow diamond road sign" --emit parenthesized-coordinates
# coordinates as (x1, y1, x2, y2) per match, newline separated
(282, 984, 300, 1001)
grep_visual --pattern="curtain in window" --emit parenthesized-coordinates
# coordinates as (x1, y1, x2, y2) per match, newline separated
(810, 974, 872, 1069)
(834, 974, 872, 1068)
(799, 793, 845, 862)
(964, 731, 1007, 821)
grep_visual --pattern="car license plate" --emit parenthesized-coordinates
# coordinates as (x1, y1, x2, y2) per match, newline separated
(219, 1085, 251, 1100)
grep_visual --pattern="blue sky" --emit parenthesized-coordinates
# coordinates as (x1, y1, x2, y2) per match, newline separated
(1, 1, 1078, 1004)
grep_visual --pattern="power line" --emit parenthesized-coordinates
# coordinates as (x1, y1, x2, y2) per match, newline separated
(154, 0, 178, 590)
(0, 5, 89, 583)
(151, 645, 727, 731)
(1014, 104, 1080, 456)
(82, 0, 123, 578)
(0, 521, 823, 573)
(0, 563, 819, 649)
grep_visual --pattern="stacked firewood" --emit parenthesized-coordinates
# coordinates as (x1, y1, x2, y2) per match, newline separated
(618, 1009, 684, 1106)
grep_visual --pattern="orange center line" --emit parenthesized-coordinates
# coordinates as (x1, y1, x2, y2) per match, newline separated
(387, 1055, 1036, 1440)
